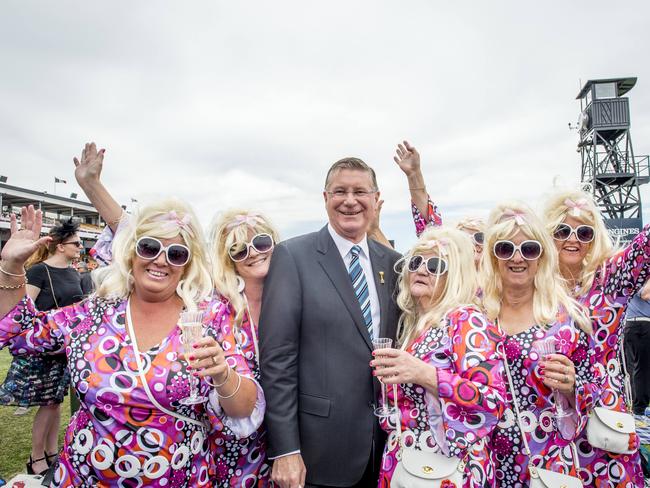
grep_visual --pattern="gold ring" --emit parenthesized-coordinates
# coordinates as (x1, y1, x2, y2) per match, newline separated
(564, 366, 569, 374)
(564, 374, 569, 383)
(211, 357, 218, 367)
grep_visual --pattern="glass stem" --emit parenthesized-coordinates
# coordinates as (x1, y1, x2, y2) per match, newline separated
(190, 370, 198, 398)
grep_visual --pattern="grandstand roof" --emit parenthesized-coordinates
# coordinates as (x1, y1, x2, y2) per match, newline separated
(0, 182, 99, 219)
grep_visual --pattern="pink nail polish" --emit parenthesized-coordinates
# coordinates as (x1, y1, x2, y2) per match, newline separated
(192, 344, 198, 349)
(188, 355, 195, 361)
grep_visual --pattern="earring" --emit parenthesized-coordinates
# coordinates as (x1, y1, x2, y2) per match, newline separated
(236, 276, 245, 293)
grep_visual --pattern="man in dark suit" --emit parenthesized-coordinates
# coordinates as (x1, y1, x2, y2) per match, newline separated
(259, 158, 402, 488)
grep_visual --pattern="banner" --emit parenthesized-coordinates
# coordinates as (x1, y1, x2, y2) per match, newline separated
(604, 218, 643, 244)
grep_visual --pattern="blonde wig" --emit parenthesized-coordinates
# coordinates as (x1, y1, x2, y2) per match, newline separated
(396, 226, 479, 348)
(456, 217, 486, 234)
(542, 189, 614, 296)
(93, 198, 213, 310)
(208, 209, 280, 327)
(480, 201, 591, 333)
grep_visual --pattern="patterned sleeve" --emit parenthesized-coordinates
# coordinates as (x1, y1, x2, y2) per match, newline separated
(556, 326, 601, 440)
(428, 306, 506, 457)
(600, 224, 650, 299)
(412, 194, 442, 237)
(89, 217, 130, 267)
(204, 298, 265, 438)
(0, 295, 82, 355)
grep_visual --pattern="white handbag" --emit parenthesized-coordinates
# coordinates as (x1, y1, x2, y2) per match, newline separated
(585, 334, 637, 454)
(391, 446, 465, 488)
(390, 385, 466, 488)
(502, 349, 584, 487)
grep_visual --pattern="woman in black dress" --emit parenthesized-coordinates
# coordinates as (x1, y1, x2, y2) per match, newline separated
(0, 218, 83, 475)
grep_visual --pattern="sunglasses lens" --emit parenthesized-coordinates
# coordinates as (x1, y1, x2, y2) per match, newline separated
(553, 224, 572, 240)
(136, 238, 162, 260)
(426, 257, 447, 275)
(473, 232, 484, 245)
(577, 226, 594, 243)
(407, 256, 423, 272)
(494, 241, 515, 260)
(167, 245, 190, 266)
(229, 243, 248, 262)
(252, 234, 274, 253)
(521, 241, 542, 260)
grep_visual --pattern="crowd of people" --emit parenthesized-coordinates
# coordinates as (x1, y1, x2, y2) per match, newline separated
(0, 140, 649, 487)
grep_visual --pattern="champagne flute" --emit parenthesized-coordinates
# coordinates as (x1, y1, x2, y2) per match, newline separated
(179, 310, 208, 405)
(372, 337, 397, 418)
(532, 336, 571, 419)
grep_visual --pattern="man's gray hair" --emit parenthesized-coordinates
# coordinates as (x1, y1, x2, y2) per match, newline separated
(324, 157, 378, 191)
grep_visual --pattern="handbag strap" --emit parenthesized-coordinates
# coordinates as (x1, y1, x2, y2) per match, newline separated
(126, 299, 205, 427)
(393, 364, 467, 464)
(44, 265, 60, 309)
(618, 328, 634, 414)
(501, 345, 581, 470)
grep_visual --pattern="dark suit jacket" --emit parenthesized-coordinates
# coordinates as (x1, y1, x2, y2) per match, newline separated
(259, 225, 402, 486)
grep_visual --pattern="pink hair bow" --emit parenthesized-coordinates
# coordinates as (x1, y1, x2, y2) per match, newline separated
(501, 209, 526, 226)
(226, 213, 265, 230)
(154, 211, 194, 238)
(564, 198, 589, 218)
(423, 238, 449, 256)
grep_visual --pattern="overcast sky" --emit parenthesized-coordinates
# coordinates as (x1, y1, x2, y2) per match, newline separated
(2, 1, 650, 252)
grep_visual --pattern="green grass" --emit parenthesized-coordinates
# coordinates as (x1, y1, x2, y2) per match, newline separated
(0, 348, 70, 480)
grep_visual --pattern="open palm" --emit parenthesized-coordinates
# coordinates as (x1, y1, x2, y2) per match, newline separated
(393, 140, 421, 176)
(1, 206, 51, 265)
(73, 142, 105, 186)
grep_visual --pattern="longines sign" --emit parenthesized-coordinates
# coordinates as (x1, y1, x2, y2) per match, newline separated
(604, 218, 643, 243)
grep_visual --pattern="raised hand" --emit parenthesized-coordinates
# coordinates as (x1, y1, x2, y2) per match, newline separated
(73, 142, 106, 187)
(1, 206, 51, 268)
(393, 140, 421, 177)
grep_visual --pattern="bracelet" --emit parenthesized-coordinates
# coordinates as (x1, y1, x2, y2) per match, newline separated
(108, 211, 124, 227)
(408, 187, 426, 191)
(0, 264, 27, 277)
(216, 371, 242, 399)
(0, 277, 27, 290)
(205, 365, 231, 388)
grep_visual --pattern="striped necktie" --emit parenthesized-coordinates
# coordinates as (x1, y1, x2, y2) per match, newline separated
(348, 245, 373, 339)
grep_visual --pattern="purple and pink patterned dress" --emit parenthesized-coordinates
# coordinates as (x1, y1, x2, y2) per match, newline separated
(573, 226, 650, 487)
(493, 312, 601, 487)
(91, 222, 271, 487)
(0, 295, 262, 487)
(411, 195, 443, 237)
(378, 306, 506, 488)
(208, 301, 271, 487)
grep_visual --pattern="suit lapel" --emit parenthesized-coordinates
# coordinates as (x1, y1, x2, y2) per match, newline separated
(317, 227, 373, 351)
(368, 239, 391, 339)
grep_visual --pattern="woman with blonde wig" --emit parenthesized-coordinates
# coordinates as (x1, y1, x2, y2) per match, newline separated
(206, 208, 279, 486)
(73, 142, 277, 486)
(543, 190, 650, 487)
(483, 202, 601, 486)
(0, 201, 261, 486)
(371, 226, 506, 487)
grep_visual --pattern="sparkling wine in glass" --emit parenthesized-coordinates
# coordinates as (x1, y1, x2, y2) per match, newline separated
(532, 336, 571, 419)
(179, 310, 208, 405)
(372, 337, 398, 418)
